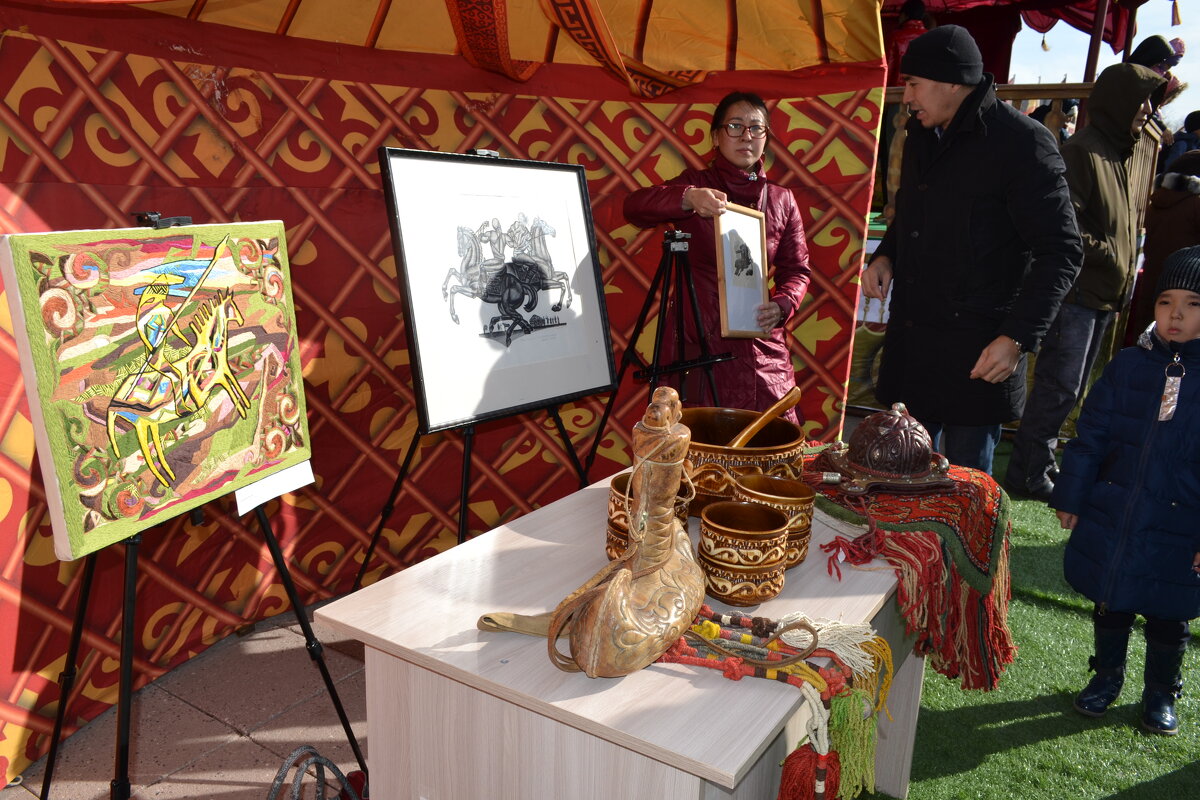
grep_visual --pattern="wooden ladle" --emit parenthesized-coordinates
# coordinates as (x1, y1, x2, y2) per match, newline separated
(724, 386, 803, 448)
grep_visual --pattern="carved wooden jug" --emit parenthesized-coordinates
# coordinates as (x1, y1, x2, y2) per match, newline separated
(476, 387, 704, 678)
(547, 386, 704, 677)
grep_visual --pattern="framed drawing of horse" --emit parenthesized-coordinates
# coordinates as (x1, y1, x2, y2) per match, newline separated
(714, 202, 770, 339)
(378, 147, 616, 434)
(0, 221, 312, 560)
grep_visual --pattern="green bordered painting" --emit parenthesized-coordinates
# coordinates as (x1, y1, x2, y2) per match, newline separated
(0, 221, 311, 560)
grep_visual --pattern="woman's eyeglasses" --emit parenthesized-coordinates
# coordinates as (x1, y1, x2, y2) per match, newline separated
(720, 122, 769, 138)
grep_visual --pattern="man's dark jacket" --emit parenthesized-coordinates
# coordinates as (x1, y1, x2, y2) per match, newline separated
(1061, 63, 1166, 311)
(872, 74, 1082, 425)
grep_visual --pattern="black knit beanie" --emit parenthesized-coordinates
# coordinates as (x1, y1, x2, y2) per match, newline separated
(1157, 246, 1200, 296)
(899, 25, 983, 86)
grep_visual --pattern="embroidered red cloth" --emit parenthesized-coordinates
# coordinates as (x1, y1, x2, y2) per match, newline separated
(808, 449, 1015, 690)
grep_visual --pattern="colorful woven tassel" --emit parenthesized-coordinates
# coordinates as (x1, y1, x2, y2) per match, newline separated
(777, 744, 841, 800)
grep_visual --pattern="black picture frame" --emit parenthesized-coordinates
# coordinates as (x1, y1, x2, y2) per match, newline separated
(379, 147, 617, 434)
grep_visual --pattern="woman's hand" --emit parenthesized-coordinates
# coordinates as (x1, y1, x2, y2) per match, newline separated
(1055, 510, 1077, 530)
(756, 301, 783, 333)
(683, 187, 728, 218)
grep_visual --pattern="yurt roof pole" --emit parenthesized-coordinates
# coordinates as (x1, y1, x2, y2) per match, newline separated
(1083, 0, 1112, 82)
(1121, 2, 1140, 59)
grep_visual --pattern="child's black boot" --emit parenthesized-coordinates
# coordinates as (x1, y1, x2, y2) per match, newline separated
(1074, 622, 1130, 717)
(1141, 638, 1185, 735)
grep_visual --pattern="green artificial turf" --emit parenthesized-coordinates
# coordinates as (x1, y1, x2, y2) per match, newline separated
(856, 441, 1200, 800)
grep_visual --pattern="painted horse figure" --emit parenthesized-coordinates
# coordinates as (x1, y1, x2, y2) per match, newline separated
(107, 289, 252, 486)
(527, 217, 573, 312)
(443, 225, 542, 344)
(443, 225, 508, 324)
(483, 265, 540, 346)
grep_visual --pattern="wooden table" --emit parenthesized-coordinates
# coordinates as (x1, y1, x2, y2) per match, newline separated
(317, 477, 924, 799)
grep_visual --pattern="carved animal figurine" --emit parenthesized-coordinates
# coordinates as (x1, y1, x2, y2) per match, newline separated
(546, 386, 705, 677)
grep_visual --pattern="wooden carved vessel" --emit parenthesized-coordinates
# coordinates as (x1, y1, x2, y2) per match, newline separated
(681, 407, 807, 515)
(476, 387, 704, 678)
(547, 386, 705, 677)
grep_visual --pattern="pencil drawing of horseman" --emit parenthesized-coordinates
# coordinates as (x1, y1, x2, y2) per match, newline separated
(441, 213, 573, 345)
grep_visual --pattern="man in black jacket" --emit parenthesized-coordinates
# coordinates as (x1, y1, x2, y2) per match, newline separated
(862, 25, 1082, 475)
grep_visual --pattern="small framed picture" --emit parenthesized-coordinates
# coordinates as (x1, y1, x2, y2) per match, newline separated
(714, 202, 769, 338)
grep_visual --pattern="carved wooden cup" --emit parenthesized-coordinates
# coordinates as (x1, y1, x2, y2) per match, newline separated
(732, 474, 816, 570)
(697, 501, 789, 605)
(606, 470, 690, 561)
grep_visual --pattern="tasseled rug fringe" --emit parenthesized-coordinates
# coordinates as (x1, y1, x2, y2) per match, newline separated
(659, 606, 891, 799)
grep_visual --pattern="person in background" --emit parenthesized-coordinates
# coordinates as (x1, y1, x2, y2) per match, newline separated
(1127, 34, 1184, 78)
(886, 0, 933, 87)
(1125, 149, 1200, 344)
(1162, 110, 1200, 171)
(1030, 98, 1078, 144)
(1127, 34, 1187, 148)
(1005, 63, 1165, 501)
(1051, 246, 1200, 736)
(861, 25, 1081, 474)
(623, 91, 811, 419)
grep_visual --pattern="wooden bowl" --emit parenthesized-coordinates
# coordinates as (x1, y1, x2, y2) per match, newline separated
(698, 501, 789, 568)
(697, 551, 787, 607)
(732, 474, 815, 569)
(680, 407, 806, 516)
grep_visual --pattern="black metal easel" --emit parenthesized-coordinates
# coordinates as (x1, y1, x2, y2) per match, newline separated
(39, 510, 369, 800)
(581, 229, 732, 477)
(38, 210, 367, 798)
(352, 404, 588, 590)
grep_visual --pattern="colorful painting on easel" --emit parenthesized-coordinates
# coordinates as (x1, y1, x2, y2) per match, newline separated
(0, 221, 310, 560)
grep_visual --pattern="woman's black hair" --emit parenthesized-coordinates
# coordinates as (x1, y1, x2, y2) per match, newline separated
(711, 92, 770, 135)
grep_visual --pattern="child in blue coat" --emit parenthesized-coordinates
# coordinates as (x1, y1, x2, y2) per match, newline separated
(1051, 245, 1200, 735)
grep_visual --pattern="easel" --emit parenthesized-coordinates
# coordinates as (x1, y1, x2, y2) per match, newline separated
(352, 404, 588, 590)
(39, 509, 369, 800)
(37, 212, 367, 799)
(582, 229, 732, 477)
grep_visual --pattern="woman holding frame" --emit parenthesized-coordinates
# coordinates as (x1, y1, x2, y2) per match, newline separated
(623, 91, 813, 420)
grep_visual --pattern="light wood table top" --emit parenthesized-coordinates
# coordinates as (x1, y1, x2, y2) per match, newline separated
(318, 475, 897, 789)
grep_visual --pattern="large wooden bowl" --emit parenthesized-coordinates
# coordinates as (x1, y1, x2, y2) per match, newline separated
(680, 407, 806, 516)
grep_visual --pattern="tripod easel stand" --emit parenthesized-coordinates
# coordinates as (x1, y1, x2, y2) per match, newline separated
(352, 403, 588, 590)
(38, 463, 369, 800)
(583, 230, 734, 476)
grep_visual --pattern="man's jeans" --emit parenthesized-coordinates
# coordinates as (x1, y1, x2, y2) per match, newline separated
(1006, 302, 1114, 490)
(919, 420, 1003, 475)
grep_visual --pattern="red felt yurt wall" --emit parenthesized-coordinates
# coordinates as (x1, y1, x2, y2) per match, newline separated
(0, 2, 884, 781)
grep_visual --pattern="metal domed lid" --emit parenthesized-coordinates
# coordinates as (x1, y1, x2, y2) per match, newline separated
(820, 403, 953, 495)
(846, 403, 933, 479)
